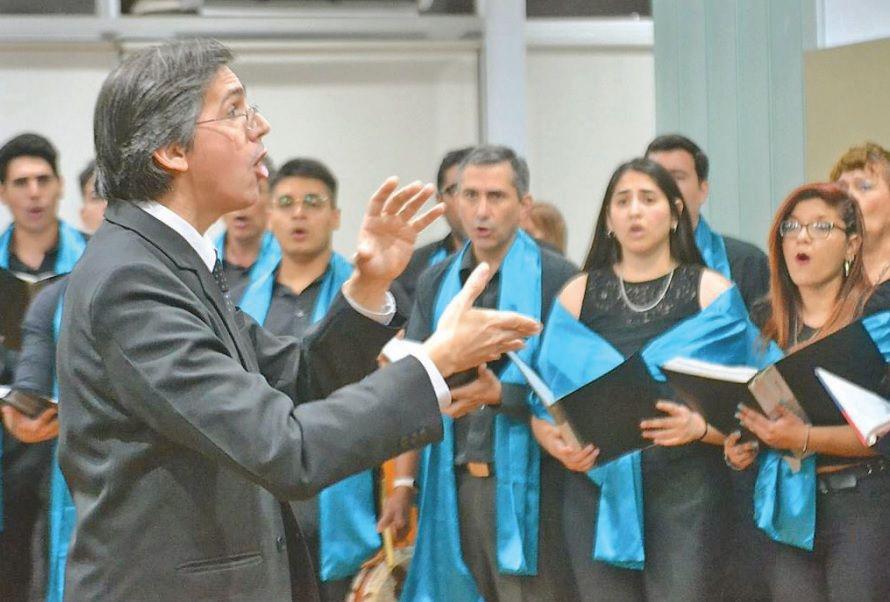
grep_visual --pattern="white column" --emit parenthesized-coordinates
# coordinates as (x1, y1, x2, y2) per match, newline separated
(480, 0, 527, 154)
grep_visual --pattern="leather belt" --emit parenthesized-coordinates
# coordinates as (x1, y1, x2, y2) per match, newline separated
(465, 462, 492, 478)
(818, 458, 890, 493)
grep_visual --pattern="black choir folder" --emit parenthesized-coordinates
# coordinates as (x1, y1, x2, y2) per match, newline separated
(0, 266, 64, 351)
(508, 352, 660, 464)
(661, 319, 887, 431)
(0, 386, 57, 418)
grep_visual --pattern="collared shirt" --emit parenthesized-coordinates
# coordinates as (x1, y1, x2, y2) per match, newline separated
(222, 260, 252, 294)
(8, 246, 58, 279)
(230, 268, 324, 341)
(135, 201, 218, 271)
(135, 200, 449, 407)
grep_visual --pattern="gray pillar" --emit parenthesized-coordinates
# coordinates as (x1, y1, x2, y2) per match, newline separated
(480, 0, 528, 154)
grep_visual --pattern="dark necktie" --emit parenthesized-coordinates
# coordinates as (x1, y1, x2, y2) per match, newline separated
(211, 258, 235, 314)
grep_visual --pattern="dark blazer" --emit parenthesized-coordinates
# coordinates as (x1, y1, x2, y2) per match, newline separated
(56, 201, 443, 602)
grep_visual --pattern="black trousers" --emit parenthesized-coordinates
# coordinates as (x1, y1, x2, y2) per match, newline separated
(720, 468, 771, 601)
(456, 457, 578, 602)
(0, 438, 54, 602)
(563, 447, 731, 602)
(768, 470, 890, 601)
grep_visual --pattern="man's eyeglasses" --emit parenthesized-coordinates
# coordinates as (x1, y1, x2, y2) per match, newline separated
(273, 193, 331, 211)
(779, 219, 847, 239)
(196, 105, 261, 131)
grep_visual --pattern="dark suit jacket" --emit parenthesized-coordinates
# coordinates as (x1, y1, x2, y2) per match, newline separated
(723, 234, 769, 310)
(56, 201, 443, 602)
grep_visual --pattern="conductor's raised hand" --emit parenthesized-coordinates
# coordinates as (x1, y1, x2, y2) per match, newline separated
(422, 262, 542, 378)
(345, 177, 443, 310)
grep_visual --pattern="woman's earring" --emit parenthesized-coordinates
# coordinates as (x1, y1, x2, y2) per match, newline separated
(844, 258, 852, 277)
(671, 223, 678, 233)
(607, 230, 615, 239)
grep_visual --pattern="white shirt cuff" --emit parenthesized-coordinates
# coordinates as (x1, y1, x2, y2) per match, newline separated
(380, 337, 451, 411)
(340, 285, 396, 325)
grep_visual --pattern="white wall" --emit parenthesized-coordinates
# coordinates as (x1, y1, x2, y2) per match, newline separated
(527, 47, 655, 264)
(0, 40, 657, 268)
(821, 0, 890, 48)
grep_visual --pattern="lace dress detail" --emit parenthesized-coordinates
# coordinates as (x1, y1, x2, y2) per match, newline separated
(579, 264, 704, 357)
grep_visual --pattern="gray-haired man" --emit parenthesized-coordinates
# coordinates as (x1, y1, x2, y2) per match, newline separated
(57, 40, 539, 601)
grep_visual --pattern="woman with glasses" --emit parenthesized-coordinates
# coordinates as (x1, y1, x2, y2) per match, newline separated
(726, 182, 890, 600)
(531, 158, 763, 601)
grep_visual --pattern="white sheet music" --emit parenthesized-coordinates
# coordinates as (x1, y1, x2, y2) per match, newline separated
(816, 367, 890, 446)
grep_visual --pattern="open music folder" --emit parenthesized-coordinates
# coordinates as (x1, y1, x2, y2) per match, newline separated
(816, 368, 890, 446)
(0, 386, 57, 418)
(508, 351, 661, 464)
(661, 318, 887, 429)
(1, 266, 64, 351)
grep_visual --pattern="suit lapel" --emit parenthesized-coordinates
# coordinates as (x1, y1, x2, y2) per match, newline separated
(104, 201, 256, 369)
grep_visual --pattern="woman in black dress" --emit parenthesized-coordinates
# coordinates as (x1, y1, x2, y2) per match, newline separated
(532, 158, 742, 601)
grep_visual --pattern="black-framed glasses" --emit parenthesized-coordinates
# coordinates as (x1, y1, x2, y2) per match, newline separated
(273, 193, 331, 211)
(196, 105, 261, 131)
(779, 219, 847, 239)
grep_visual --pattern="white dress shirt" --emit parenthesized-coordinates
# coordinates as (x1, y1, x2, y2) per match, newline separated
(135, 200, 450, 408)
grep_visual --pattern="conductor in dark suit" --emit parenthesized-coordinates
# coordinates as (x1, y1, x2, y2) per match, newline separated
(56, 39, 539, 602)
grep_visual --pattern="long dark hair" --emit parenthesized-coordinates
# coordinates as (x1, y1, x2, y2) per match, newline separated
(762, 182, 870, 350)
(583, 158, 704, 271)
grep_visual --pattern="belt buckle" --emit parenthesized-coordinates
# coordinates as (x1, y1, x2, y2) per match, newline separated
(466, 462, 491, 478)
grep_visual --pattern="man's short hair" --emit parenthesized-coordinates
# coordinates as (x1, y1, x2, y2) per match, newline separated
(79, 159, 97, 193)
(458, 144, 530, 198)
(436, 147, 473, 192)
(271, 158, 338, 207)
(645, 134, 710, 183)
(829, 142, 890, 183)
(93, 39, 233, 202)
(0, 133, 59, 184)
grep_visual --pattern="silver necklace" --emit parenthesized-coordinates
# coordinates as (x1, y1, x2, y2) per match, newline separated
(617, 267, 675, 313)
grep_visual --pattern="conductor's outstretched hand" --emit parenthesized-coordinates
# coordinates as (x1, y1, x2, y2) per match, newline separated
(423, 262, 542, 377)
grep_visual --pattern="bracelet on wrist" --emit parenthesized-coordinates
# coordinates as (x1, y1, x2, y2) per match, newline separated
(392, 477, 417, 491)
(697, 421, 710, 442)
(801, 425, 811, 455)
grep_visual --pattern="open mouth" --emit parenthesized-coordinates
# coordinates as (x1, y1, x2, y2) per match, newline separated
(253, 149, 269, 178)
(795, 252, 811, 264)
(290, 227, 308, 240)
(475, 226, 492, 237)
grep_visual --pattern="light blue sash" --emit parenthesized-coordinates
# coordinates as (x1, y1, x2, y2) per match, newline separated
(428, 245, 449, 267)
(46, 297, 75, 602)
(0, 221, 85, 538)
(694, 218, 731, 280)
(534, 284, 760, 570)
(237, 252, 378, 580)
(213, 230, 281, 303)
(403, 230, 542, 602)
(0, 221, 86, 274)
(755, 310, 890, 550)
